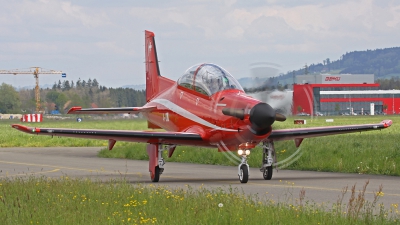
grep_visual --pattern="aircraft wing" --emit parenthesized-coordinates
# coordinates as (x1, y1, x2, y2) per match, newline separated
(11, 124, 204, 148)
(268, 120, 392, 145)
(67, 106, 156, 114)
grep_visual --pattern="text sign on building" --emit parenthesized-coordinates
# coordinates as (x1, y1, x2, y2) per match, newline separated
(297, 74, 374, 84)
(321, 74, 374, 84)
(324, 76, 341, 82)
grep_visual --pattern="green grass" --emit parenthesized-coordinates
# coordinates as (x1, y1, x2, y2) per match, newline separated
(2, 115, 399, 176)
(0, 118, 147, 147)
(0, 177, 398, 224)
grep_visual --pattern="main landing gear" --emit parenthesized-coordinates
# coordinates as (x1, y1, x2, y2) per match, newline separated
(147, 144, 165, 182)
(260, 141, 275, 180)
(237, 141, 276, 183)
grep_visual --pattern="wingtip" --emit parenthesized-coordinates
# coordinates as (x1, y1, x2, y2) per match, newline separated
(381, 120, 393, 128)
(67, 106, 82, 114)
(11, 124, 38, 133)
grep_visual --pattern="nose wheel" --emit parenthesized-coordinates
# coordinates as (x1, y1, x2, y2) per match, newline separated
(239, 164, 249, 183)
(237, 149, 251, 183)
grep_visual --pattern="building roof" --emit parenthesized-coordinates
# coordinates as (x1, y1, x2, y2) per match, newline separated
(321, 90, 400, 95)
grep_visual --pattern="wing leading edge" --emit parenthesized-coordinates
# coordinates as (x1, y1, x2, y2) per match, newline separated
(268, 120, 392, 145)
(67, 106, 156, 114)
(11, 124, 204, 148)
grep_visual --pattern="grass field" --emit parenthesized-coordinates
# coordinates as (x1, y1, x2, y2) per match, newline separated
(0, 176, 398, 224)
(1, 115, 399, 176)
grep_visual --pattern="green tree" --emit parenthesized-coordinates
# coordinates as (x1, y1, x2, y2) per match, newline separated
(0, 83, 21, 113)
(56, 93, 68, 111)
(76, 78, 81, 88)
(57, 80, 62, 89)
(87, 78, 92, 87)
(297, 105, 302, 113)
(92, 79, 99, 88)
(335, 103, 340, 114)
(62, 80, 71, 91)
(46, 90, 67, 112)
(383, 104, 388, 113)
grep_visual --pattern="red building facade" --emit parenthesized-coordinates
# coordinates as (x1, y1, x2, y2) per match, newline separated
(293, 83, 400, 115)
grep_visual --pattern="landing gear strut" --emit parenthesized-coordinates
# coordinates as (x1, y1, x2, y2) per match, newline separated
(147, 144, 165, 182)
(260, 141, 275, 180)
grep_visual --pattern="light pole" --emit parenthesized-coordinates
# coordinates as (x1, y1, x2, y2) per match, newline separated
(393, 93, 394, 115)
(349, 93, 352, 115)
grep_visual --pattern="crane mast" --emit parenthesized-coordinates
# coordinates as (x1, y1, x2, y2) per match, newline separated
(0, 67, 66, 113)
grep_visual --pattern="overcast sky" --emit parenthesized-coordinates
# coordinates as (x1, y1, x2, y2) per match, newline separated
(1, 0, 400, 88)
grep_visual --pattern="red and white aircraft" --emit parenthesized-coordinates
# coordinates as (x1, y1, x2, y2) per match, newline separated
(12, 30, 392, 183)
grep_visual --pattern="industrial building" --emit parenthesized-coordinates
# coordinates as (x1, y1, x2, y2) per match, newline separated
(293, 74, 400, 115)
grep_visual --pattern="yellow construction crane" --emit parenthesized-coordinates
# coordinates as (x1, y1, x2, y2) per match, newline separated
(0, 67, 66, 113)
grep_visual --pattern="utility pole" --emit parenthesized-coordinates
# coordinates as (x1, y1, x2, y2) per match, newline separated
(304, 64, 308, 75)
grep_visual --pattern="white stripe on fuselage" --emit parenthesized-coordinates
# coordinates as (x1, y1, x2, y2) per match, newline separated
(152, 99, 237, 132)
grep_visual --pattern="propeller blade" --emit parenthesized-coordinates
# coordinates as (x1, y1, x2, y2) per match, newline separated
(275, 113, 286, 122)
(222, 108, 244, 120)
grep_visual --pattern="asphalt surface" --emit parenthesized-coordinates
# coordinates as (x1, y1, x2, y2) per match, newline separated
(0, 147, 399, 208)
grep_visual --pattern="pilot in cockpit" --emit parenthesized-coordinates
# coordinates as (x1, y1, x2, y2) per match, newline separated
(222, 76, 230, 89)
(210, 77, 220, 93)
(209, 76, 231, 94)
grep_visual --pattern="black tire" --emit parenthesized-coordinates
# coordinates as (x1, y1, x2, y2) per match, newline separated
(151, 166, 160, 182)
(239, 165, 249, 183)
(263, 166, 273, 180)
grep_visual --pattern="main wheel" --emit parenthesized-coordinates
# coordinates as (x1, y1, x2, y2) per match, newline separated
(239, 165, 249, 183)
(151, 166, 161, 182)
(263, 166, 273, 180)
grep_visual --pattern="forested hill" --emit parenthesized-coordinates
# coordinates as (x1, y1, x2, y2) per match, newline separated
(288, 47, 400, 78)
(242, 47, 400, 92)
(339, 47, 400, 76)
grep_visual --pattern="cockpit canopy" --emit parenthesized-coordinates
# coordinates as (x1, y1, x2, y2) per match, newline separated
(177, 63, 244, 96)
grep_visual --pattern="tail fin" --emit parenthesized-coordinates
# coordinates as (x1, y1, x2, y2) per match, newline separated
(145, 30, 161, 102)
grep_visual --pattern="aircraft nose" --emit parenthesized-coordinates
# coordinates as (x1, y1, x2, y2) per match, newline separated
(249, 103, 275, 135)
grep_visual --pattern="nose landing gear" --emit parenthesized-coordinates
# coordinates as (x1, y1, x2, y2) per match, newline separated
(237, 149, 251, 183)
(236, 141, 276, 183)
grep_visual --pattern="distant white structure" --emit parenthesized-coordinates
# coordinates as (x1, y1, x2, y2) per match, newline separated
(249, 62, 281, 79)
(248, 90, 293, 115)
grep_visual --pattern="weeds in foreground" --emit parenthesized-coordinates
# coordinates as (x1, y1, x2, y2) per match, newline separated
(0, 177, 398, 224)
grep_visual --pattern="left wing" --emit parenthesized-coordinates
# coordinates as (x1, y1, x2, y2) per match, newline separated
(11, 124, 204, 149)
(67, 106, 156, 114)
(268, 120, 392, 146)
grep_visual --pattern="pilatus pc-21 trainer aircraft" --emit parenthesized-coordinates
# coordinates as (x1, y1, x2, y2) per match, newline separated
(13, 30, 392, 183)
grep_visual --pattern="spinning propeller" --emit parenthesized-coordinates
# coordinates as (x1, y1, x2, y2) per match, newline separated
(222, 102, 286, 135)
(244, 62, 292, 115)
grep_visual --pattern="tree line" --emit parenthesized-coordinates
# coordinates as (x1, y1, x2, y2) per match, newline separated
(289, 47, 400, 77)
(0, 79, 146, 114)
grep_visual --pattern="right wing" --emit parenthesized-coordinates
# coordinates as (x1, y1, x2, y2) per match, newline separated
(11, 124, 204, 148)
(67, 106, 156, 114)
(268, 120, 392, 145)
